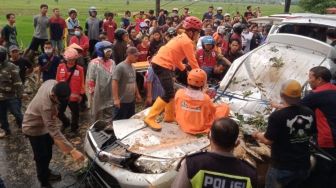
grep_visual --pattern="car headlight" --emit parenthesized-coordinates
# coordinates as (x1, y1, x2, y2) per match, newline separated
(134, 156, 181, 174)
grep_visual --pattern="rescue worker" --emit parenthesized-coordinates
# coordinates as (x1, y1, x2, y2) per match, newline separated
(56, 48, 84, 135)
(0, 46, 23, 138)
(86, 41, 115, 122)
(175, 68, 230, 134)
(22, 81, 84, 188)
(172, 117, 257, 188)
(144, 16, 202, 131)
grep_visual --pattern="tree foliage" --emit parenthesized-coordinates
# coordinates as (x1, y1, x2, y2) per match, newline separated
(299, 0, 336, 13)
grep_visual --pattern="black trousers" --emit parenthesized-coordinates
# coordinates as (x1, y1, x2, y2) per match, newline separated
(28, 37, 48, 52)
(152, 63, 175, 103)
(58, 100, 80, 131)
(89, 39, 99, 56)
(27, 134, 53, 186)
(113, 101, 135, 120)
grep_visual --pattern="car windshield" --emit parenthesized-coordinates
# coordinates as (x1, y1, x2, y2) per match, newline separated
(278, 24, 336, 43)
(219, 41, 326, 117)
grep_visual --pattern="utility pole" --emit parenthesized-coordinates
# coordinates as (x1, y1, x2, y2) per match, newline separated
(156, 0, 160, 17)
(284, 0, 291, 13)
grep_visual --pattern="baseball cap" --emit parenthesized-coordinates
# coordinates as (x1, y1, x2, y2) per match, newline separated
(126, 47, 139, 56)
(281, 79, 302, 98)
(9, 45, 19, 52)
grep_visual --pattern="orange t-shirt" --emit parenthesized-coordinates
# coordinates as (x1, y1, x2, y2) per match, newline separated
(151, 33, 199, 71)
(175, 88, 230, 135)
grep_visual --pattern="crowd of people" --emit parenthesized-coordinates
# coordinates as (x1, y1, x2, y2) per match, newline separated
(0, 2, 336, 188)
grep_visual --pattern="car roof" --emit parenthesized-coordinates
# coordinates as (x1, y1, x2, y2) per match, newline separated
(280, 14, 336, 27)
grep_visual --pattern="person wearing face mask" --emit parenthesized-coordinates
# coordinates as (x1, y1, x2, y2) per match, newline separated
(37, 41, 61, 83)
(0, 46, 23, 139)
(86, 41, 116, 122)
(22, 81, 85, 188)
(56, 48, 84, 136)
(144, 16, 202, 131)
(69, 26, 89, 58)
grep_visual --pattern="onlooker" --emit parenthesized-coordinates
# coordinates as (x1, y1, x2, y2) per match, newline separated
(37, 41, 61, 82)
(253, 80, 314, 188)
(137, 35, 149, 62)
(254, 6, 262, 18)
(327, 28, 336, 47)
(56, 48, 84, 135)
(113, 29, 129, 65)
(0, 46, 23, 138)
(157, 9, 166, 26)
(133, 11, 148, 33)
(85, 6, 102, 56)
(1, 13, 18, 49)
(86, 41, 115, 122)
(202, 5, 214, 21)
(197, 28, 213, 50)
(214, 7, 224, 21)
(65, 8, 79, 45)
(112, 47, 141, 120)
(180, 7, 190, 21)
(223, 13, 231, 26)
(121, 10, 131, 29)
(69, 26, 89, 58)
(129, 29, 141, 47)
(163, 27, 177, 44)
(241, 25, 253, 53)
(103, 12, 117, 43)
(49, 8, 66, 53)
(9, 45, 33, 84)
(172, 117, 257, 188)
(22, 81, 84, 187)
(243, 6, 254, 23)
(250, 24, 262, 51)
(148, 9, 156, 21)
(224, 38, 243, 63)
(27, 4, 49, 54)
(148, 29, 163, 58)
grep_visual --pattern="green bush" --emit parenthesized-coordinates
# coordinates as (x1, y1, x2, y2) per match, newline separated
(299, 0, 336, 13)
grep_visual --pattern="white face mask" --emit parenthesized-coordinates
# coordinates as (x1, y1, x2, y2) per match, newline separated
(44, 49, 53, 54)
(74, 31, 81, 36)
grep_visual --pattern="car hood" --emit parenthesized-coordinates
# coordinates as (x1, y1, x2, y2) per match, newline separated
(113, 119, 209, 159)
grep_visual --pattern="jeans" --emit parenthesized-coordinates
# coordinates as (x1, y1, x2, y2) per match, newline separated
(0, 98, 23, 132)
(265, 167, 309, 188)
(27, 134, 53, 186)
(58, 100, 80, 132)
(113, 101, 135, 120)
(50, 40, 64, 53)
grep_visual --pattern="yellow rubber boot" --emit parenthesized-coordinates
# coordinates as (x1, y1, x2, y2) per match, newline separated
(164, 99, 175, 122)
(144, 97, 167, 131)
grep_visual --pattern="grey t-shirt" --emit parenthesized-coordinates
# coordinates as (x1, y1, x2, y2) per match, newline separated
(86, 17, 100, 40)
(33, 15, 49, 39)
(112, 61, 136, 103)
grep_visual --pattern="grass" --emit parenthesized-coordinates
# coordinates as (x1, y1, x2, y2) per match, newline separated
(0, 0, 303, 48)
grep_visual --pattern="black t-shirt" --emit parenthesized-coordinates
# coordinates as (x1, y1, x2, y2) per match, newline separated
(11, 57, 32, 83)
(1, 24, 18, 48)
(265, 105, 315, 170)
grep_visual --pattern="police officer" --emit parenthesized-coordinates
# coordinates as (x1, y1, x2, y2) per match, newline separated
(0, 46, 23, 138)
(172, 117, 257, 188)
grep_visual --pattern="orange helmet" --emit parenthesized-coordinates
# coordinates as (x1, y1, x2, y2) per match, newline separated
(187, 68, 207, 87)
(63, 48, 79, 61)
(183, 16, 202, 31)
(68, 43, 83, 52)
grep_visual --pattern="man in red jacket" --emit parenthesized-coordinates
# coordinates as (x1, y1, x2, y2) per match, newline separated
(56, 48, 84, 135)
(70, 26, 89, 58)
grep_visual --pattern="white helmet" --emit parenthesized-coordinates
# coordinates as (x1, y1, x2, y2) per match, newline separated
(89, 6, 97, 12)
(217, 7, 223, 11)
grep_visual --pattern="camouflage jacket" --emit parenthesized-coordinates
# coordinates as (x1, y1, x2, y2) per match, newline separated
(0, 61, 22, 101)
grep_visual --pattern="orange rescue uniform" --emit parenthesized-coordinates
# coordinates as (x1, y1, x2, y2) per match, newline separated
(175, 88, 230, 135)
(152, 33, 199, 71)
